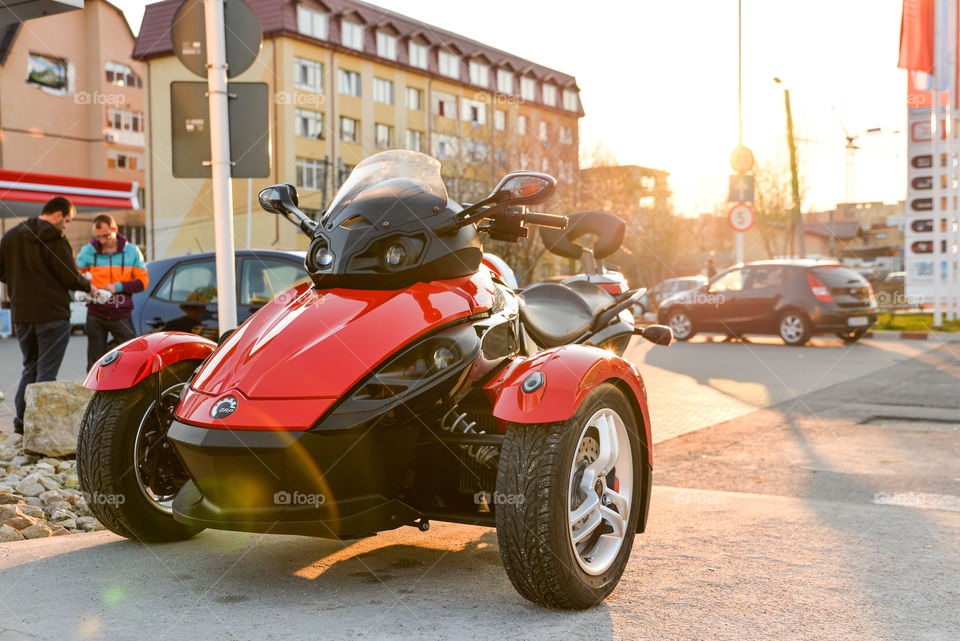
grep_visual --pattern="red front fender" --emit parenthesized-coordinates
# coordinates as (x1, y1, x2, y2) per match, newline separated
(484, 345, 652, 464)
(83, 332, 217, 391)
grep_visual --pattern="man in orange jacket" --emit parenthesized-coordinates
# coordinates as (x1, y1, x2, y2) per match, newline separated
(76, 214, 149, 370)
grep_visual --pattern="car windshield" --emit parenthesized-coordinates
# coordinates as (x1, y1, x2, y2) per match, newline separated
(323, 150, 448, 221)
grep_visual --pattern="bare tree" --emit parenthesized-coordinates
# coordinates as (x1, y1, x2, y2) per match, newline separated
(753, 151, 806, 258)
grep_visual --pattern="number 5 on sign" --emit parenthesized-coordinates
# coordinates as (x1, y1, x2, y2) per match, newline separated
(728, 204, 755, 232)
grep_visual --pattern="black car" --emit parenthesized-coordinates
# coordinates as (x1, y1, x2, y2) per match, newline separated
(657, 260, 878, 345)
(130, 250, 308, 340)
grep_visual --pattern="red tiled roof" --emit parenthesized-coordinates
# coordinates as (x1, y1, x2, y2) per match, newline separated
(133, 0, 580, 93)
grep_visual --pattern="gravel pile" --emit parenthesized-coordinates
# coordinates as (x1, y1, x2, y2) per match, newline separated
(0, 433, 104, 541)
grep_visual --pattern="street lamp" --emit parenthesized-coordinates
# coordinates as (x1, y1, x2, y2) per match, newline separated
(774, 77, 805, 258)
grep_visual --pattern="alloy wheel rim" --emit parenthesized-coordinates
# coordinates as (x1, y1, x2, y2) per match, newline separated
(133, 381, 190, 514)
(780, 315, 804, 342)
(567, 408, 633, 576)
(669, 313, 691, 338)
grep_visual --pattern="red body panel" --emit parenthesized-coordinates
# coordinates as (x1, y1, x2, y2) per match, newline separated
(82, 332, 216, 390)
(600, 281, 628, 295)
(484, 345, 652, 464)
(177, 271, 496, 430)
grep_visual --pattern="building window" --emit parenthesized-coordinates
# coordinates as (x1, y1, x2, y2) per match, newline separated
(27, 53, 68, 93)
(433, 91, 457, 119)
(519, 152, 530, 169)
(373, 78, 394, 105)
(541, 157, 550, 174)
(542, 84, 557, 107)
(106, 109, 144, 133)
(464, 140, 488, 164)
(406, 87, 422, 111)
(559, 125, 574, 145)
(105, 61, 141, 88)
(438, 50, 460, 79)
(409, 41, 428, 69)
(517, 115, 527, 135)
(294, 58, 323, 93)
(494, 109, 505, 131)
(563, 89, 579, 112)
(339, 69, 361, 97)
(520, 76, 536, 101)
(341, 21, 364, 50)
(339, 116, 359, 143)
(538, 121, 548, 141)
(559, 162, 576, 183)
(376, 32, 397, 60)
(375, 123, 393, 148)
(469, 60, 489, 87)
(296, 108, 324, 139)
(494, 148, 507, 166)
(497, 68, 513, 94)
(297, 6, 328, 40)
(296, 157, 325, 190)
(433, 134, 457, 160)
(107, 152, 140, 170)
(406, 129, 423, 152)
(461, 98, 486, 126)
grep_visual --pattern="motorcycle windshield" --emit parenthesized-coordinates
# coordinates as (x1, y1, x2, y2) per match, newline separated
(322, 150, 447, 223)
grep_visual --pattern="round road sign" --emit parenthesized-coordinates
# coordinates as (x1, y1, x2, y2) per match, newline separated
(728, 204, 755, 232)
(730, 145, 755, 174)
(171, 0, 262, 79)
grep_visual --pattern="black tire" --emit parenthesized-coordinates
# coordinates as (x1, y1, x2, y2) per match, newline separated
(666, 308, 696, 340)
(495, 383, 644, 609)
(778, 309, 811, 346)
(77, 360, 204, 543)
(836, 328, 867, 343)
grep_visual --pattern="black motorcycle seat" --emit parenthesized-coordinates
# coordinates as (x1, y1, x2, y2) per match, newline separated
(563, 280, 617, 317)
(519, 282, 596, 348)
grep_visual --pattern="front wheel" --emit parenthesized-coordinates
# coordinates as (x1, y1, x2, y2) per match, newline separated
(495, 384, 643, 609)
(77, 360, 205, 542)
(666, 308, 695, 340)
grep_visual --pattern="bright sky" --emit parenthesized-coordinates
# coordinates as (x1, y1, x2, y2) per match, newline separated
(114, 0, 908, 216)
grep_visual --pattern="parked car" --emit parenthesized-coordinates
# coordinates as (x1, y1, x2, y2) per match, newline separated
(634, 276, 707, 318)
(657, 260, 878, 345)
(129, 250, 308, 340)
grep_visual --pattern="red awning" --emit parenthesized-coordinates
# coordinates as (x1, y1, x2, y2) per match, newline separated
(0, 169, 140, 218)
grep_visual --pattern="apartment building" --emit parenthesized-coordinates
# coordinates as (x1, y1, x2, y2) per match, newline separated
(0, 0, 146, 251)
(133, 0, 584, 258)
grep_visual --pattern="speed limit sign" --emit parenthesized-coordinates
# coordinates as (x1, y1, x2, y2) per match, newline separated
(728, 204, 755, 232)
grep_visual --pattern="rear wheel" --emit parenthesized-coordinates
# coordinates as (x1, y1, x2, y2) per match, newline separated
(778, 310, 811, 346)
(837, 328, 867, 343)
(77, 360, 205, 542)
(666, 308, 695, 341)
(495, 384, 643, 609)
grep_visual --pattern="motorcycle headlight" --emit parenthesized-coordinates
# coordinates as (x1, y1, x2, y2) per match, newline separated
(314, 323, 480, 430)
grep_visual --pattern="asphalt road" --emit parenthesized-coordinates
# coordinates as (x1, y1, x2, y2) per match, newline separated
(0, 336, 958, 640)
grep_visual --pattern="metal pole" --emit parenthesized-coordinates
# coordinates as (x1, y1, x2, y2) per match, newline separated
(738, 0, 742, 146)
(736, 231, 743, 264)
(783, 88, 804, 258)
(246, 177, 252, 250)
(204, 0, 237, 334)
(933, 0, 943, 327)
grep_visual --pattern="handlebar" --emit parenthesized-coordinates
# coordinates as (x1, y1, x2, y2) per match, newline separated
(521, 211, 568, 229)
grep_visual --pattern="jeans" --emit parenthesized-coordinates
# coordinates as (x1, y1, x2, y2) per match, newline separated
(85, 315, 137, 371)
(14, 319, 71, 434)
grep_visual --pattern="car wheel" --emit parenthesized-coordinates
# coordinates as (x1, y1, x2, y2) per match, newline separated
(778, 310, 811, 346)
(836, 328, 867, 343)
(666, 309, 695, 340)
(495, 384, 643, 609)
(77, 360, 205, 542)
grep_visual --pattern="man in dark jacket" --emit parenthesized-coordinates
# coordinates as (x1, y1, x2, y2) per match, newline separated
(0, 197, 100, 434)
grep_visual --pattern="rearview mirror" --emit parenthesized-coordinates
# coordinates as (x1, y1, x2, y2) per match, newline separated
(641, 324, 673, 346)
(490, 171, 556, 207)
(258, 183, 299, 214)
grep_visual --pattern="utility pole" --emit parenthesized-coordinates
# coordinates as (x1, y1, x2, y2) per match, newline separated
(775, 77, 804, 258)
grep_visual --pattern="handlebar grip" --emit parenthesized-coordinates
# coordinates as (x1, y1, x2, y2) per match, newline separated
(522, 212, 568, 229)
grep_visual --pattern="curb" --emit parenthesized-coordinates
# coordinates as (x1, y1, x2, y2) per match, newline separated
(864, 330, 960, 343)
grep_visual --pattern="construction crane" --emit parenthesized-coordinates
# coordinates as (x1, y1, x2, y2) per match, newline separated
(831, 107, 900, 209)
